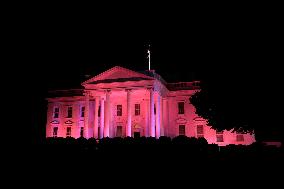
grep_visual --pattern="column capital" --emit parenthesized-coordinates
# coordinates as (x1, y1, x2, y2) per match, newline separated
(83, 90, 91, 96)
(125, 88, 133, 93)
(156, 91, 163, 97)
(104, 89, 112, 94)
(146, 87, 154, 92)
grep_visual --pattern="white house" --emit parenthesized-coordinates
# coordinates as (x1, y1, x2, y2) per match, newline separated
(46, 66, 255, 146)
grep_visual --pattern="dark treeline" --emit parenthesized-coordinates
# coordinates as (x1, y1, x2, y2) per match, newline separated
(38, 136, 284, 162)
(12, 136, 283, 179)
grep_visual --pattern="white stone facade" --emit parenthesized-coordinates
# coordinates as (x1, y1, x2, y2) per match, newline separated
(46, 66, 255, 146)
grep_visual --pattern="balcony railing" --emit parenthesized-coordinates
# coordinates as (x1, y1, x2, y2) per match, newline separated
(167, 81, 200, 91)
(47, 89, 84, 98)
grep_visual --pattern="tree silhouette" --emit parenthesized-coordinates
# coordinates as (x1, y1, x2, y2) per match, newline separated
(190, 75, 251, 133)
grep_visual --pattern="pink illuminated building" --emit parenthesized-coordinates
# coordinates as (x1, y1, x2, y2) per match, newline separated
(46, 66, 255, 146)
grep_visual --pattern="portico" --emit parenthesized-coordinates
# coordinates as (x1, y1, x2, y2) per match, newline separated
(83, 86, 163, 139)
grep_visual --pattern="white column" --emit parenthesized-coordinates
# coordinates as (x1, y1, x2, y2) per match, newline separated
(161, 98, 165, 136)
(166, 98, 170, 137)
(144, 99, 149, 137)
(75, 103, 80, 138)
(126, 89, 132, 137)
(162, 98, 168, 136)
(84, 92, 90, 138)
(149, 88, 155, 137)
(93, 97, 99, 139)
(104, 90, 111, 137)
(100, 98, 105, 139)
(155, 94, 161, 138)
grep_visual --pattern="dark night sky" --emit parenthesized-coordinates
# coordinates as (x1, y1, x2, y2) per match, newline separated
(11, 3, 283, 144)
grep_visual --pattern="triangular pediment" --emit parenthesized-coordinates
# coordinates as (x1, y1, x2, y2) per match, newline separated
(175, 118, 187, 124)
(193, 117, 206, 121)
(65, 120, 74, 124)
(82, 66, 154, 85)
(50, 120, 60, 124)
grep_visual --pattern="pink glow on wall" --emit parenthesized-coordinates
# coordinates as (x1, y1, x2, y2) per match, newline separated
(46, 66, 255, 146)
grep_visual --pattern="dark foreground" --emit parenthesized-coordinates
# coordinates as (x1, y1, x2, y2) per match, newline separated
(7, 135, 284, 183)
(31, 136, 284, 162)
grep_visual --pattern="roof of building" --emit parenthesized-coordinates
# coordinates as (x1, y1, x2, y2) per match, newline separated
(138, 70, 167, 85)
(47, 66, 200, 98)
(166, 81, 200, 91)
(47, 89, 84, 98)
(89, 77, 152, 84)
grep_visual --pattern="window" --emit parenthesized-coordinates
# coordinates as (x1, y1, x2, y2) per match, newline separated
(216, 135, 224, 142)
(53, 127, 58, 137)
(216, 130, 224, 134)
(179, 125, 185, 135)
(80, 106, 85, 117)
(98, 106, 101, 117)
(178, 102, 184, 114)
(117, 105, 122, 116)
(197, 125, 204, 138)
(236, 131, 244, 141)
(216, 130, 224, 142)
(197, 125, 204, 134)
(66, 127, 71, 137)
(116, 126, 122, 137)
(80, 127, 84, 137)
(135, 104, 140, 116)
(53, 107, 59, 118)
(67, 107, 72, 118)
(154, 104, 156, 115)
(236, 134, 244, 141)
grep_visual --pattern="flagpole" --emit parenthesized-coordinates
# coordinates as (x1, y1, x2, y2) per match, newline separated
(148, 45, 151, 70)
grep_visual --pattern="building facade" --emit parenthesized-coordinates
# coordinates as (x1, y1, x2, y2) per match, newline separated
(46, 66, 255, 146)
